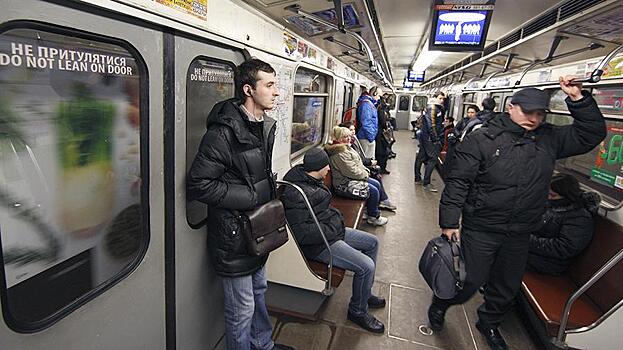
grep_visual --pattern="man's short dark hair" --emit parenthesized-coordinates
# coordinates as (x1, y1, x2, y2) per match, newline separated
(234, 58, 275, 100)
(436, 92, 446, 98)
(445, 116, 455, 123)
(482, 97, 496, 111)
(467, 105, 480, 113)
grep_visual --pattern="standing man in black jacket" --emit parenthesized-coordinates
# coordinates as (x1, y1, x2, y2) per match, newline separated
(429, 77, 606, 350)
(187, 59, 293, 350)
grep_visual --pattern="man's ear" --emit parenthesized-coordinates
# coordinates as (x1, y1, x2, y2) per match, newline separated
(243, 84, 253, 97)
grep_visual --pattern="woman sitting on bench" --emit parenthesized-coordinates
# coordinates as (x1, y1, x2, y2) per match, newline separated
(527, 173, 600, 275)
(324, 126, 396, 226)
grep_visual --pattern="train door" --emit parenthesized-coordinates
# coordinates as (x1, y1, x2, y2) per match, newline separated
(173, 35, 245, 350)
(0, 1, 165, 349)
(395, 94, 412, 129)
(343, 81, 354, 112)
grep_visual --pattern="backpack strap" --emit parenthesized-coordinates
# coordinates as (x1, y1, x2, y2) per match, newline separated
(450, 239, 466, 289)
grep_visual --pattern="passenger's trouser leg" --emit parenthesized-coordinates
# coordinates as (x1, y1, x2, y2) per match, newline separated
(358, 139, 376, 159)
(432, 229, 530, 328)
(315, 228, 379, 316)
(414, 146, 425, 181)
(366, 180, 381, 217)
(222, 266, 274, 350)
(368, 177, 388, 202)
(422, 141, 440, 186)
(477, 234, 529, 327)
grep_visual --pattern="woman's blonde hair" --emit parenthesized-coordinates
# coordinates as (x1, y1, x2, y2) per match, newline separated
(331, 125, 351, 141)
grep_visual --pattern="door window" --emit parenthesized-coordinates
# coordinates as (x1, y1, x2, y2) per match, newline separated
(0, 24, 148, 331)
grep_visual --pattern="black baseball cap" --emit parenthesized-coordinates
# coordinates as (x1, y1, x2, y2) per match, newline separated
(510, 88, 550, 112)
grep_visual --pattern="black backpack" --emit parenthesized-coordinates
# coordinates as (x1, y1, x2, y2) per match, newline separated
(419, 235, 466, 299)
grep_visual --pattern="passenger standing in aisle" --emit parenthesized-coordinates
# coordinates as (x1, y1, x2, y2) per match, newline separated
(187, 59, 293, 350)
(431, 78, 606, 350)
(375, 93, 393, 174)
(356, 86, 382, 158)
(280, 148, 386, 334)
(417, 92, 445, 192)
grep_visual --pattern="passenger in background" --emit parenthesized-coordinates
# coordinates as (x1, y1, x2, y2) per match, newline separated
(527, 173, 599, 275)
(325, 126, 396, 226)
(433, 78, 606, 350)
(478, 97, 497, 123)
(441, 116, 455, 155)
(280, 149, 386, 334)
(375, 93, 393, 174)
(187, 59, 293, 350)
(356, 86, 382, 158)
(416, 91, 445, 192)
(454, 105, 480, 139)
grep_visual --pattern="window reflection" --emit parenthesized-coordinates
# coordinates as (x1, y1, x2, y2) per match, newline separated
(291, 97, 325, 154)
(0, 27, 146, 329)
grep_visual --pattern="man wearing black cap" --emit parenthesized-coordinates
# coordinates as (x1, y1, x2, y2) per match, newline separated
(280, 148, 386, 333)
(429, 76, 607, 350)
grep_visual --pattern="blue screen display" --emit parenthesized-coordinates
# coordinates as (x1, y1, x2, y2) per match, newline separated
(408, 70, 425, 82)
(433, 10, 488, 46)
(403, 81, 414, 88)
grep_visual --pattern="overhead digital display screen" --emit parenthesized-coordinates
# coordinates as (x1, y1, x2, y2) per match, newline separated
(408, 70, 425, 82)
(428, 1, 495, 52)
(403, 80, 414, 89)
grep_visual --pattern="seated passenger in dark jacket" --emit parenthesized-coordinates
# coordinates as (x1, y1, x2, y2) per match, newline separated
(280, 148, 386, 334)
(527, 173, 599, 275)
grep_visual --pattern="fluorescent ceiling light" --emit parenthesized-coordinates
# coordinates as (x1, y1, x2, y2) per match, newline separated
(411, 39, 442, 72)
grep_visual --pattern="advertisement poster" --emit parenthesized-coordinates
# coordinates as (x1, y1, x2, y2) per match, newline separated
(591, 126, 623, 190)
(0, 29, 142, 289)
(155, 0, 208, 20)
(283, 32, 298, 57)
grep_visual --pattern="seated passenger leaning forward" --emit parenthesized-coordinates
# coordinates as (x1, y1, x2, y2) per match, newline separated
(527, 173, 599, 275)
(325, 126, 396, 227)
(433, 77, 606, 350)
(280, 148, 386, 333)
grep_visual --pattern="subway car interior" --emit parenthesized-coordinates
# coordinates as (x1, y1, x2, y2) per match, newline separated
(1, 0, 622, 349)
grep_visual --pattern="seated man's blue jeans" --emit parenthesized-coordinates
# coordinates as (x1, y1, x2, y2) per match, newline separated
(315, 228, 379, 316)
(222, 265, 274, 350)
(366, 177, 389, 217)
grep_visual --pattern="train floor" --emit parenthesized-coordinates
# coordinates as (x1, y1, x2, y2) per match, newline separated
(271, 131, 541, 350)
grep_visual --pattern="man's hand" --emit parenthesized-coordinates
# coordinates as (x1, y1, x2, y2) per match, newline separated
(559, 75, 583, 101)
(442, 228, 460, 242)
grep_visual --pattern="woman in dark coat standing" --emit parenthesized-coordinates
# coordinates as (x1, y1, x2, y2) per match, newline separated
(527, 173, 600, 275)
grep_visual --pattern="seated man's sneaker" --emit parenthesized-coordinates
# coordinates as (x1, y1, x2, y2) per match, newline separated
(368, 295, 386, 309)
(347, 311, 385, 333)
(362, 212, 368, 220)
(378, 200, 397, 211)
(366, 215, 388, 226)
(476, 321, 508, 350)
(427, 302, 447, 332)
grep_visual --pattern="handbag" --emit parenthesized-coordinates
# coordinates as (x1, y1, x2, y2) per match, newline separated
(242, 199, 288, 256)
(334, 179, 369, 200)
(418, 234, 466, 299)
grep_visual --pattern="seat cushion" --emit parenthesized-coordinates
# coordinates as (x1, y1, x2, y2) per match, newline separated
(522, 271, 603, 336)
(308, 261, 345, 288)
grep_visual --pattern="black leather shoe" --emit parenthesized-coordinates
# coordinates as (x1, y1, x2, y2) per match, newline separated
(347, 311, 385, 333)
(476, 322, 508, 350)
(380, 169, 391, 175)
(427, 302, 447, 331)
(368, 295, 386, 309)
(273, 344, 295, 350)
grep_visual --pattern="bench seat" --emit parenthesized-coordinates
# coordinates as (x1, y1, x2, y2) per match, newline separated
(520, 215, 623, 339)
(521, 272, 602, 336)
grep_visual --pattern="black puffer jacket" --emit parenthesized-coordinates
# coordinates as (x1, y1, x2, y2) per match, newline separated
(440, 92, 606, 234)
(527, 192, 599, 275)
(187, 98, 276, 277)
(280, 165, 345, 259)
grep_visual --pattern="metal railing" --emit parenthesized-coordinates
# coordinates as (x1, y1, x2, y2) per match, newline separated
(555, 248, 623, 345)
